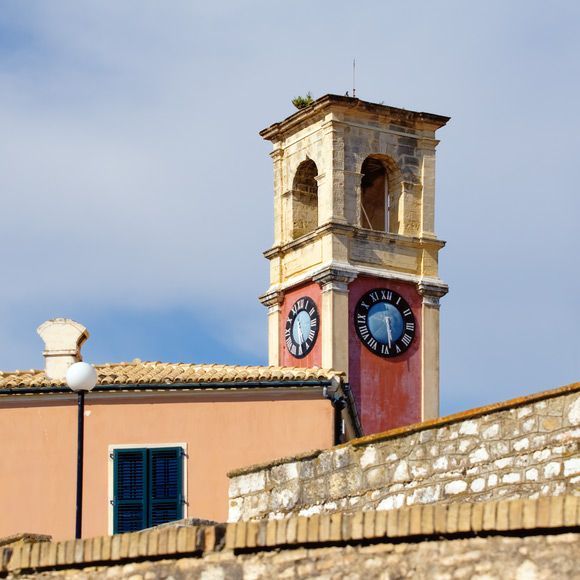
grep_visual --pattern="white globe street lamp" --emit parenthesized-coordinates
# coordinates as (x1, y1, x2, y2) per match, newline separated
(66, 362, 98, 392)
(66, 362, 98, 539)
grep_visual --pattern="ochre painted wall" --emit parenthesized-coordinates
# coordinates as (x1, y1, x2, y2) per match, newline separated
(0, 394, 334, 540)
(279, 282, 322, 368)
(348, 276, 422, 433)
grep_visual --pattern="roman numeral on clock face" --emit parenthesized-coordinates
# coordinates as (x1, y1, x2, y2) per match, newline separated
(380, 290, 393, 301)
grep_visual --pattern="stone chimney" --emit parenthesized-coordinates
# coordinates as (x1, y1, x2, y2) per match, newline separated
(36, 318, 89, 380)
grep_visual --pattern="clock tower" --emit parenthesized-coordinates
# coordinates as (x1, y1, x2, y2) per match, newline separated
(259, 95, 449, 435)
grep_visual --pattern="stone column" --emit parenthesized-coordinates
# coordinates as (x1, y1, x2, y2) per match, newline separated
(398, 179, 422, 237)
(417, 137, 438, 239)
(270, 147, 285, 245)
(314, 268, 357, 374)
(319, 120, 348, 226)
(343, 170, 363, 227)
(259, 290, 284, 366)
(418, 282, 448, 420)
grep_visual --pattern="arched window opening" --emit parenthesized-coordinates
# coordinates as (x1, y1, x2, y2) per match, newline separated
(292, 159, 318, 239)
(360, 157, 390, 232)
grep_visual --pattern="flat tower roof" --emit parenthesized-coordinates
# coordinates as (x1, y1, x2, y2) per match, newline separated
(260, 93, 450, 141)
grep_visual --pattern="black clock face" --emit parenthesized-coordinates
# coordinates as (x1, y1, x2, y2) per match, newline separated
(285, 296, 319, 359)
(354, 288, 416, 357)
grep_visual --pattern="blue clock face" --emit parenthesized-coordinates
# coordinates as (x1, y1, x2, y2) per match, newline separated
(367, 302, 404, 345)
(354, 288, 416, 357)
(285, 296, 319, 358)
(292, 310, 312, 345)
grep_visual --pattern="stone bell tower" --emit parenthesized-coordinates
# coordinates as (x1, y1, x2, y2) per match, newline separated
(259, 95, 449, 435)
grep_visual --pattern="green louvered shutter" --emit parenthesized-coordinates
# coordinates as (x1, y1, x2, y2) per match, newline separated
(113, 449, 147, 533)
(148, 447, 183, 527)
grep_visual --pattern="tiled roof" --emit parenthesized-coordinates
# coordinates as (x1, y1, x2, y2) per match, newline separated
(0, 360, 343, 391)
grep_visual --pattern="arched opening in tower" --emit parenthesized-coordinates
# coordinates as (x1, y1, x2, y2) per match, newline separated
(360, 157, 390, 232)
(292, 159, 318, 239)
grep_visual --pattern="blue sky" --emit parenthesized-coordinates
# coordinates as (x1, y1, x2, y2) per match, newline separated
(0, 1, 578, 415)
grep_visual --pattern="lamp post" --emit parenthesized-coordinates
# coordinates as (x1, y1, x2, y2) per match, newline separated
(66, 362, 97, 540)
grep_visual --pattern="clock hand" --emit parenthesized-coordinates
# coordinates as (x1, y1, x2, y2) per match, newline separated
(385, 314, 393, 348)
(296, 319, 305, 344)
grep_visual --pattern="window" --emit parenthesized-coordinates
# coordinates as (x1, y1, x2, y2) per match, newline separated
(113, 447, 184, 533)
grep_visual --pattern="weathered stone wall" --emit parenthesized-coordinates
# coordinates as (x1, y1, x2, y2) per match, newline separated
(4, 496, 579, 579)
(10, 534, 580, 579)
(229, 385, 580, 521)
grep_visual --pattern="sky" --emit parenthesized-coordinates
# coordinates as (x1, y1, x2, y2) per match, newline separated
(0, 1, 578, 415)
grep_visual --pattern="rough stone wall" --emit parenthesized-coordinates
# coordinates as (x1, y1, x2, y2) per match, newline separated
(11, 534, 579, 579)
(229, 386, 580, 521)
(4, 496, 578, 579)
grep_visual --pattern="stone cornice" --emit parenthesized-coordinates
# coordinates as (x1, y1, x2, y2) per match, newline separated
(313, 266, 358, 293)
(263, 223, 446, 260)
(258, 289, 284, 307)
(261, 261, 447, 298)
(418, 281, 449, 306)
(260, 94, 450, 142)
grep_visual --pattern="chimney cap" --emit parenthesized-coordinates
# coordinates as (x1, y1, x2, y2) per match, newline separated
(36, 318, 90, 380)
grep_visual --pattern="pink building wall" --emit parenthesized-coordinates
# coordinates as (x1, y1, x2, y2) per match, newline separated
(0, 393, 334, 540)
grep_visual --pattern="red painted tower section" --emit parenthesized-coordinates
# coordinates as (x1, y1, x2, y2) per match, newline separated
(348, 277, 422, 433)
(279, 282, 322, 368)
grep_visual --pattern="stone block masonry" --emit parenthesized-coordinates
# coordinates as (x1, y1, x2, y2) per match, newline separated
(10, 535, 578, 579)
(1, 496, 578, 578)
(228, 383, 580, 521)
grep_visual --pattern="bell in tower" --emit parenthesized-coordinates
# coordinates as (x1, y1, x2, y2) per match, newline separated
(259, 95, 449, 435)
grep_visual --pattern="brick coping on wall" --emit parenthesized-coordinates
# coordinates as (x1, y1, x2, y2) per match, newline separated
(0, 534, 51, 549)
(228, 381, 580, 478)
(1, 496, 578, 575)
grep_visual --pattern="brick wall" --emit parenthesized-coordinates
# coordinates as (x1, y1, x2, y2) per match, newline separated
(12, 535, 578, 579)
(2, 497, 578, 578)
(228, 384, 580, 521)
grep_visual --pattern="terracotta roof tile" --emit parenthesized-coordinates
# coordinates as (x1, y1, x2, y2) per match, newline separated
(0, 360, 343, 391)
